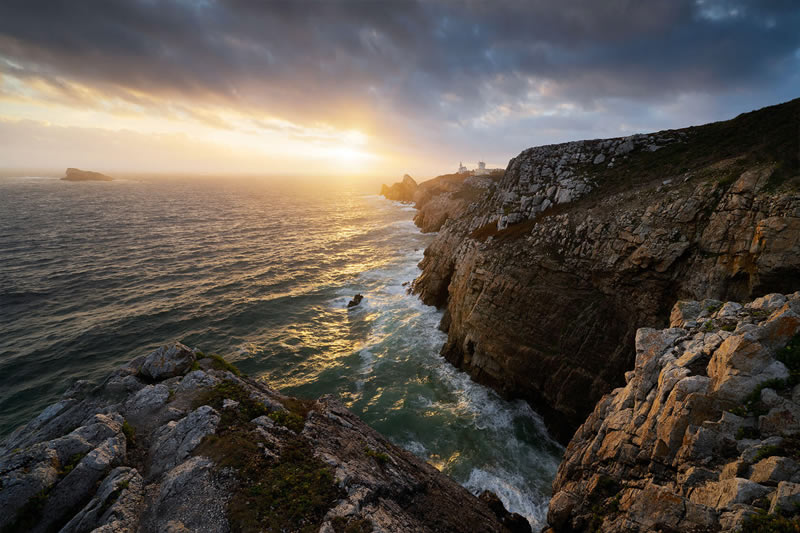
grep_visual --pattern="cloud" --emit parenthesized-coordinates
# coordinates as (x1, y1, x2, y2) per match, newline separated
(0, 0, 797, 174)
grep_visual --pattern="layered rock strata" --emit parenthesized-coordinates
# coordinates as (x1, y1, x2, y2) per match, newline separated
(547, 293, 800, 532)
(410, 99, 800, 443)
(0, 343, 519, 533)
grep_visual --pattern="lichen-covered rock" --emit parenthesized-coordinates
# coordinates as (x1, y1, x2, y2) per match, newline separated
(1, 344, 512, 532)
(547, 294, 800, 531)
(139, 342, 196, 381)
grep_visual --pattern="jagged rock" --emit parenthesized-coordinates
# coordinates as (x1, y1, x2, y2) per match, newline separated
(148, 405, 220, 477)
(750, 455, 800, 485)
(769, 481, 800, 513)
(479, 490, 533, 533)
(347, 294, 364, 308)
(380, 174, 418, 202)
(60, 466, 143, 533)
(1, 343, 510, 533)
(139, 342, 196, 381)
(548, 294, 800, 531)
(412, 100, 800, 444)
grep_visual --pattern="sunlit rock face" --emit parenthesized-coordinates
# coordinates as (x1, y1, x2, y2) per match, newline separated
(547, 293, 800, 532)
(380, 173, 418, 202)
(0, 342, 514, 533)
(410, 98, 800, 444)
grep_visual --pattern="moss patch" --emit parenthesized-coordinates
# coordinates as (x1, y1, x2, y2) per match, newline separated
(741, 506, 800, 532)
(194, 385, 339, 533)
(364, 447, 390, 465)
(195, 351, 242, 376)
(122, 420, 136, 448)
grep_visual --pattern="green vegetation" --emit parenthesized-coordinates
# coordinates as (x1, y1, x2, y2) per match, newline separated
(706, 303, 723, 314)
(194, 380, 338, 533)
(97, 479, 130, 517)
(583, 98, 800, 194)
(778, 334, 800, 381)
(703, 320, 715, 332)
(195, 351, 242, 376)
(364, 447, 390, 465)
(754, 445, 783, 463)
(743, 378, 789, 416)
(122, 419, 136, 448)
(194, 380, 269, 426)
(736, 336, 800, 418)
(741, 507, 800, 532)
(737, 426, 761, 440)
(268, 410, 306, 433)
(59, 453, 86, 477)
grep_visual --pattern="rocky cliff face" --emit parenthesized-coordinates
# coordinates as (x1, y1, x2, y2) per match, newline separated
(380, 174, 418, 202)
(411, 99, 800, 444)
(0, 343, 520, 533)
(547, 293, 800, 532)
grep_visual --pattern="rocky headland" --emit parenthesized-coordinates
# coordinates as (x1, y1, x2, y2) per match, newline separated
(0, 343, 526, 533)
(379, 174, 417, 202)
(61, 168, 114, 182)
(383, 99, 800, 446)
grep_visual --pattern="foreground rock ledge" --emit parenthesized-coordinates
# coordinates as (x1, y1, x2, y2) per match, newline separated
(0, 344, 524, 532)
(547, 292, 800, 532)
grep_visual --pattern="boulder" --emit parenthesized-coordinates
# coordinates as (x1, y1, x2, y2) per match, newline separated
(139, 343, 196, 381)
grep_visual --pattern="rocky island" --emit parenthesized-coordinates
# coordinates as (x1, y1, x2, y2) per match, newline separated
(61, 168, 114, 182)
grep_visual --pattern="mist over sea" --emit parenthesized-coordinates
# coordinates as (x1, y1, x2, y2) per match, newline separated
(0, 175, 562, 528)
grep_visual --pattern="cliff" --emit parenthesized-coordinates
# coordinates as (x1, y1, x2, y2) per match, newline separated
(380, 174, 418, 202)
(410, 98, 800, 444)
(61, 168, 114, 182)
(382, 170, 504, 232)
(0, 343, 522, 533)
(547, 293, 800, 532)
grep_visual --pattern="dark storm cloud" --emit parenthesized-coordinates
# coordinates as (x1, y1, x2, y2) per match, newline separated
(0, 0, 798, 150)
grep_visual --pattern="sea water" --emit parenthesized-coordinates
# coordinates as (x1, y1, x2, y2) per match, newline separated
(0, 176, 562, 528)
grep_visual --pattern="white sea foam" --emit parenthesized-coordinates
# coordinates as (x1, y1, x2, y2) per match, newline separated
(465, 468, 550, 530)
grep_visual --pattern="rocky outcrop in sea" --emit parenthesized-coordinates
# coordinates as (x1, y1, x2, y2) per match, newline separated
(379, 174, 418, 203)
(547, 292, 800, 532)
(404, 98, 800, 444)
(0, 343, 521, 532)
(61, 168, 114, 182)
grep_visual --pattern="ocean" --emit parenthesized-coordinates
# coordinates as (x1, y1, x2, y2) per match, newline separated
(0, 175, 562, 528)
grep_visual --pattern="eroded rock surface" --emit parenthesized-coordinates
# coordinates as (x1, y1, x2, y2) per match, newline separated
(547, 293, 800, 532)
(411, 99, 800, 443)
(0, 343, 512, 532)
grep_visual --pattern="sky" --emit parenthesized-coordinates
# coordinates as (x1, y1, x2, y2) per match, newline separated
(0, 0, 798, 181)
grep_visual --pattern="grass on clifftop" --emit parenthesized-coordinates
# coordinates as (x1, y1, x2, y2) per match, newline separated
(194, 351, 242, 376)
(585, 98, 800, 194)
(194, 381, 339, 532)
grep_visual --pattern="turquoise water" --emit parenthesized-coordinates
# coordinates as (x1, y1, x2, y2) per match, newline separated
(0, 176, 562, 528)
